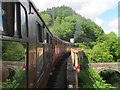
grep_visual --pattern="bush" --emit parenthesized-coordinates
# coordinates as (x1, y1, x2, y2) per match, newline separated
(2, 68, 26, 89)
(78, 66, 114, 89)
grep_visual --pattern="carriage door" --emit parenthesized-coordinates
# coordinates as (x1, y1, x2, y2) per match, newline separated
(43, 31, 51, 68)
(36, 23, 44, 79)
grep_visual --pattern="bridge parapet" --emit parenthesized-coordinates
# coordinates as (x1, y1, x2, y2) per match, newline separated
(89, 62, 120, 73)
(2, 61, 24, 71)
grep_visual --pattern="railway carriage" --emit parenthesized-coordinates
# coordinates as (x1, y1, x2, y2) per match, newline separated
(0, 0, 71, 89)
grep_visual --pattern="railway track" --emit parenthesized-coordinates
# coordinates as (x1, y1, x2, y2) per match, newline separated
(47, 53, 70, 88)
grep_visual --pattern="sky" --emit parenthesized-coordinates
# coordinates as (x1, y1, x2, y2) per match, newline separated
(32, 0, 119, 35)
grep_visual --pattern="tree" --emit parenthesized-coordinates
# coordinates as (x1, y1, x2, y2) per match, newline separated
(77, 19, 104, 42)
(51, 20, 75, 41)
(2, 41, 25, 61)
(40, 6, 104, 42)
(97, 32, 119, 62)
(40, 13, 52, 26)
(90, 43, 113, 62)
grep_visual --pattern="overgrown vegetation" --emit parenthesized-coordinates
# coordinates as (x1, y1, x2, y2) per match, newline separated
(100, 70, 120, 85)
(2, 41, 26, 89)
(2, 41, 25, 61)
(78, 66, 115, 89)
(75, 32, 119, 62)
(2, 69, 26, 89)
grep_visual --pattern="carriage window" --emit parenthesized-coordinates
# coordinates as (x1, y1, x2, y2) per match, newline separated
(15, 3, 27, 38)
(20, 5, 27, 37)
(1, 2, 15, 36)
(0, 2, 27, 37)
(37, 23, 43, 42)
(0, 3, 3, 32)
(50, 37, 52, 44)
(46, 33, 49, 43)
(2, 41, 27, 89)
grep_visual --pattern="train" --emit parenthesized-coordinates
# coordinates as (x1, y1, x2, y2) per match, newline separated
(0, 0, 73, 89)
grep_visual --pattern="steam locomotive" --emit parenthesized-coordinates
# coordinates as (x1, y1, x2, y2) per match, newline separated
(0, 0, 72, 89)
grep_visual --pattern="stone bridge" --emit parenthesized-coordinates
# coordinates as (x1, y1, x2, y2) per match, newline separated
(89, 62, 120, 73)
(2, 61, 24, 71)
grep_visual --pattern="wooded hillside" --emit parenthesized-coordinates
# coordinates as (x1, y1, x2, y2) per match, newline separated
(40, 6, 119, 62)
(40, 6, 104, 42)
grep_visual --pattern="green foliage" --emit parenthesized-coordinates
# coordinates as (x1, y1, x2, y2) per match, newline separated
(90, 43, 113, 62)
(41, 6, 120, 62)
(2, 41, 26, 89)
(40, 6, 104, 42)
(78, 66, 114, 89)
(75, 42, 96, 49)
(97, 32, 119, 62)
(77, 19, 104, 42)
(2, 69, 26, 89)
(51, 19, 75, 41)
(40, 6, 119, 62)
(45, 6, 76, 18)
(76, 32, 119, 63)
(2, 41, 25, 61)
(40, 13, 52, 26)
(100, 70, 120, 84)
(117, 59, 120, 62)
(40, 5, 119, 62)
